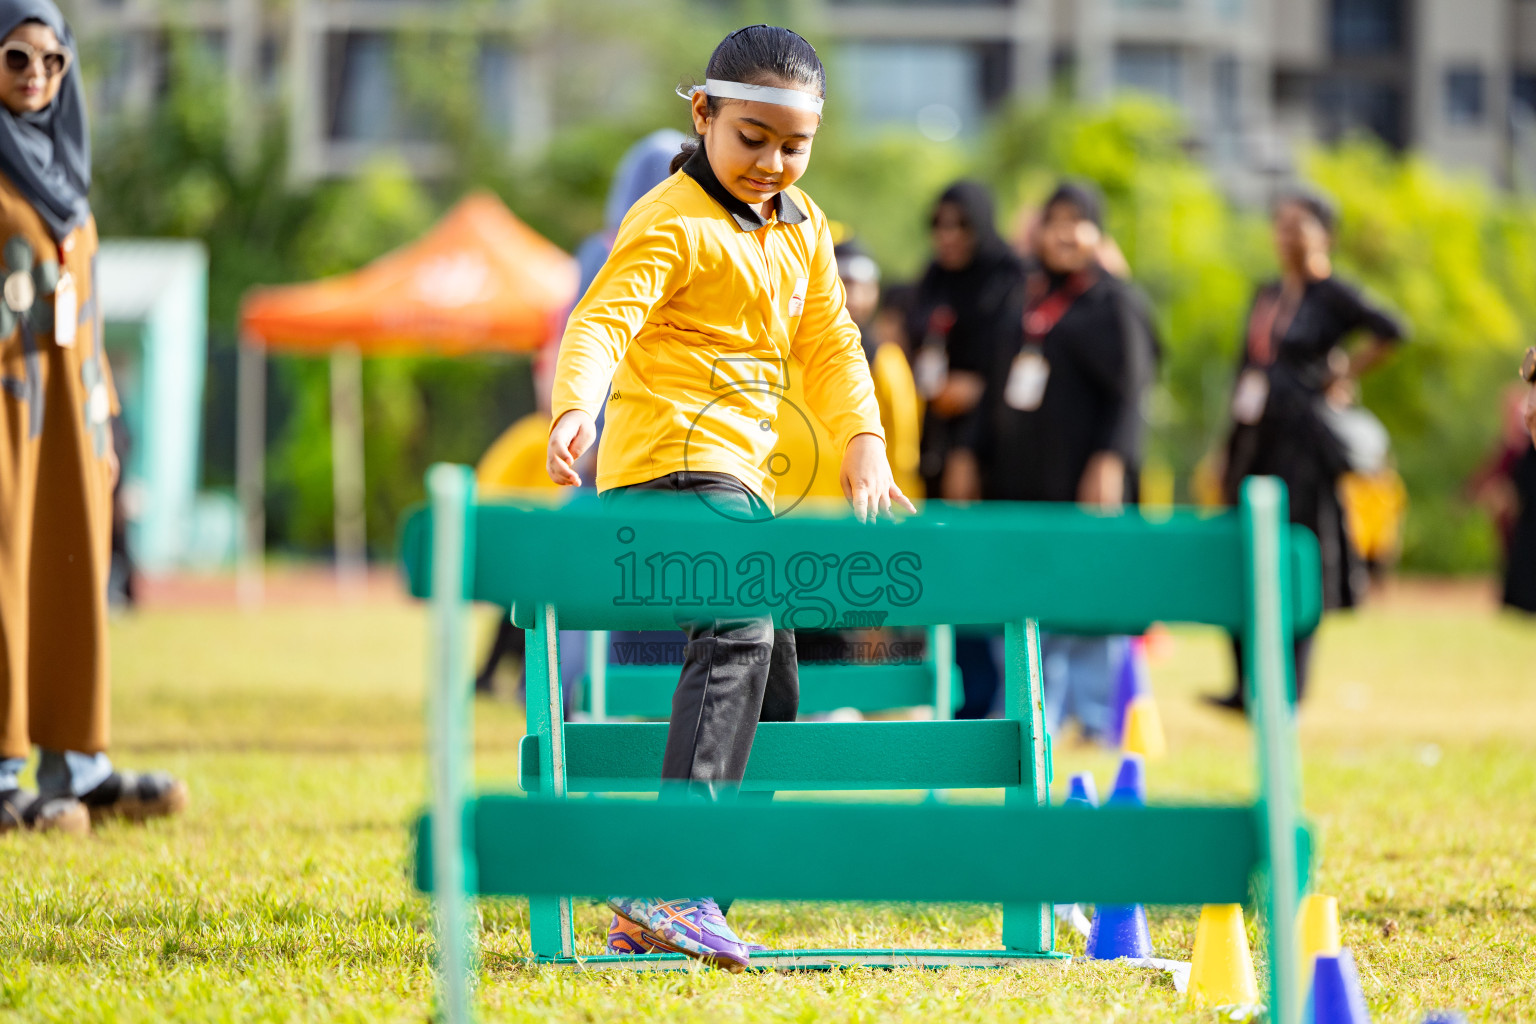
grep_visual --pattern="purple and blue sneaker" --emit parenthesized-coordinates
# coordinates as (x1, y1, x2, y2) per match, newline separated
(606, 915, 681, 956)
(607, 897, 754, 972)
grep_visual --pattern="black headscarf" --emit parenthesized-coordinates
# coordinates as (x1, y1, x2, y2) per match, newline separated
(914, 180, 1021, 374)
(0, 0, 89, 242)
(1042, 179, 1104, 228)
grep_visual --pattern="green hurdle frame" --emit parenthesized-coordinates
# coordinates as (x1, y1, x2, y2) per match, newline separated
(402, 468, 1320, 1024)
(581, 625, 959, 720)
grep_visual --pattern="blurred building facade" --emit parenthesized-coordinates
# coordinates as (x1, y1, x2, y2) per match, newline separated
(825, 0, 1536, 191)
(58, 0, 1536, 190)
(63, 0, 544, 180)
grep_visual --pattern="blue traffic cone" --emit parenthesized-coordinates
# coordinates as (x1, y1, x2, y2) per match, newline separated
(1311, 948, 1371, 1023)
(1108, 753, 1147, 806)
(1066, 771, 1099, 807)
(1087, 755, 1153, 960)
(1055, 771, 1099, 937)
(1086, 903, 1153, 960)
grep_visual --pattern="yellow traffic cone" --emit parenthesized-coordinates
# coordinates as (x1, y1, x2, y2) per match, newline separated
(1187, 904, 1259, 1007)
(1297, 893, 1342, 1001)
(1121, 694, 1167, 760)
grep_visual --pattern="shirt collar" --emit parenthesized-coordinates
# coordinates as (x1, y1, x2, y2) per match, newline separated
(681, 142, 807, 232)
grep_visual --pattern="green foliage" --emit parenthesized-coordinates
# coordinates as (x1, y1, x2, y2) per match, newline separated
(1304, 145, 1534, 571)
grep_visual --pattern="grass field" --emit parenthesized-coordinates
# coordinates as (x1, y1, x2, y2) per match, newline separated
(0, 578, 1532, 1022)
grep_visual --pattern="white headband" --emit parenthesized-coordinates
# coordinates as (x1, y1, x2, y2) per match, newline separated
(679, 78, 824, 115)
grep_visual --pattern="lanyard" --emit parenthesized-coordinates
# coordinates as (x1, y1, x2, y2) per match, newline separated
(1022, 269, 1095, 343)
(1246, 285, 1302, 366)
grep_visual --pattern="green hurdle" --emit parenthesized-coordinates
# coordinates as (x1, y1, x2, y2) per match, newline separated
(580, 625, 960, 720)
(401, 469, 1320, 1024)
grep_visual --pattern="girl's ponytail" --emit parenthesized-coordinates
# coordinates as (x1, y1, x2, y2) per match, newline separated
(669, 141, 698, 175)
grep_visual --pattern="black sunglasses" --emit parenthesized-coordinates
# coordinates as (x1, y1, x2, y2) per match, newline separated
(1, 40, 71, 78)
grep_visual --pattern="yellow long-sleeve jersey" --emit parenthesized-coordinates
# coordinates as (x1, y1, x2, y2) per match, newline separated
(550, 146, 884, 509)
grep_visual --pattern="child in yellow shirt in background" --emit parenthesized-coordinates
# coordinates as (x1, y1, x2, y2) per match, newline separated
(545, 25, 912, 970)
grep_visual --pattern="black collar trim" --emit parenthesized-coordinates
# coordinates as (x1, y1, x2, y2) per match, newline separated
(681, 142, 807, 231)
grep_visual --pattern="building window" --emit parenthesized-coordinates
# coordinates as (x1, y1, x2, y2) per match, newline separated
(837, 42, 1008, 140)
(1330, 0, 1405, 57)
(1114, 44, 1183, 104)
(328, 32, 409, 142)
(479, 43, 515, 140)
(1445, 67, 1486, 125)
(1514, 71, 1536, 116)
(1214, 55, 1241, 129)
(1315, 75, 1406, 148)
(327, 32, 514, 144)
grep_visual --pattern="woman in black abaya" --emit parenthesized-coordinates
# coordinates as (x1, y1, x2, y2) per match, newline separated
(1210, 190, 1406, 712)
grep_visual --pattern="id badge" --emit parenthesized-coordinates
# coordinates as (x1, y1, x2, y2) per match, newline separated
(54, 271, 77, 348)
(1231, 367, 1269, 425)
(914, 344, 948, 399)
(1004, 350, 1050, 411)
(787, 276, 808, 318)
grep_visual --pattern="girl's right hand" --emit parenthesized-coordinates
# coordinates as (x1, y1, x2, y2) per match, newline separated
(547, 410, 597, 486)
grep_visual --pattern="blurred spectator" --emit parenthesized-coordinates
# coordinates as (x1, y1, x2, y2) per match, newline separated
(788, 241, 925, 672)
(962, 180, 1157, 738)
(1524, 348, 1536, 447)
(0, 0, 186, 833)
(1471, 384, 1536, 614)
(474, 128, 683, 698)
(910, 181, 1020, 720)
(1209, 188, 1406, 713)
(836, 240, 923, 501)
(912, 181, 1022, 502)
(1333, 403, 1407, 581)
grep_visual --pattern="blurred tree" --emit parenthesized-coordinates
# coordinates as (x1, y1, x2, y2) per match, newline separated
(1308, 143, 1532, 571)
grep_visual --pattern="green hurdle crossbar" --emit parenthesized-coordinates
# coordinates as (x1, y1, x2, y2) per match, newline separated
(401, 469, 1319, 1024)
(581, 625, 960, 720)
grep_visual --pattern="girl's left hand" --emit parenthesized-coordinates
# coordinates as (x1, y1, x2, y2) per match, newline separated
(841, 433, 917, 523)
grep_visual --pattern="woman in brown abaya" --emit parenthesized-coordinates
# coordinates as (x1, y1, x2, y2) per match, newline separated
(0, 0, 186, 832)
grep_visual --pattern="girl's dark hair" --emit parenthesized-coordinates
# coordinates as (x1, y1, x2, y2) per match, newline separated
(669, 25, 826, 174)
(1274, 186, 1338, 235)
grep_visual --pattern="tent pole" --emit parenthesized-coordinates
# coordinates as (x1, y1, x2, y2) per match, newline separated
(236, 334, 265, 609)
(331, 344, 367, 595)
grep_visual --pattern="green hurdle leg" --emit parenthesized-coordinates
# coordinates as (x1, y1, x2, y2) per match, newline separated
(928, 624, 955, 720)
(587, 630, 609, 722)
(1243, 478, 1303, 1024)
(1001, 618, 1053, 953)
(524, 602, 575, 958)
(426, 465, 478, 1024)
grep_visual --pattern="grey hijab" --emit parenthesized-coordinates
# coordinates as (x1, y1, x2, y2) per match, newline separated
(0, 0, 89, 242)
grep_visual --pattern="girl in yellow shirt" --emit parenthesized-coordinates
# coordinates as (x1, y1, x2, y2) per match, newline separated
(545, 25, 912, 969)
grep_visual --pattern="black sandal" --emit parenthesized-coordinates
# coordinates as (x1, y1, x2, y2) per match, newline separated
(0, 789, 24, 833)
(2, 789, 90, 835)
(81, 770, 189, 824)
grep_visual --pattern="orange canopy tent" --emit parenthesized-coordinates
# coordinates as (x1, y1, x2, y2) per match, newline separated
(234, 192, 578, 600)
(241, 191, 578, 355)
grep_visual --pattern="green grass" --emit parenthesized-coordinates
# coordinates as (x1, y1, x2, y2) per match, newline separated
(1, 584, 1533, 1022)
